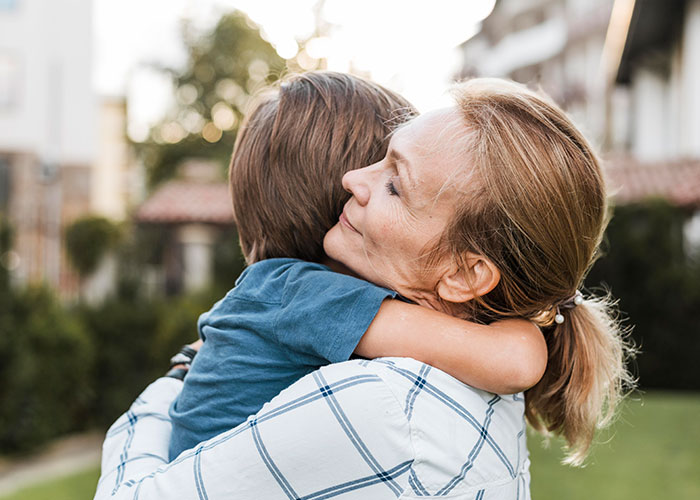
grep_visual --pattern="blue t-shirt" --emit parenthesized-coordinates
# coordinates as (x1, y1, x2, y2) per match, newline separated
(168, 258, 396, 460)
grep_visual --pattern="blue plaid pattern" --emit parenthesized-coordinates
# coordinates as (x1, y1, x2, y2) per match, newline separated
(95, 358, 531, 499)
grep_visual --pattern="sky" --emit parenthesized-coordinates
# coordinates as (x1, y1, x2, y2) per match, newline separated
(93, 0, 496, 141)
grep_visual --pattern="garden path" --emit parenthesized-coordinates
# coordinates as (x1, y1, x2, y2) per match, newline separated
(0, 432, 103, 497)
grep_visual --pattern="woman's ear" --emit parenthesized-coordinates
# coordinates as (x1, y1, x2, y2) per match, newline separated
(435, 253, 501, 304)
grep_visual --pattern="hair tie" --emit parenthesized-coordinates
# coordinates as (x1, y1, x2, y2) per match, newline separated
(554, 290, 584, 324)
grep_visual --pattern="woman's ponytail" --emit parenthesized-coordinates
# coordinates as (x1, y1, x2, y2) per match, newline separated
(525, 294, 636, 465)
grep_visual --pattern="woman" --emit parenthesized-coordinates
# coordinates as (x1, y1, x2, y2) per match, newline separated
(95, 78, 633, 499)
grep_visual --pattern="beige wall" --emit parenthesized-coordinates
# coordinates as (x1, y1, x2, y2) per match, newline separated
(93, 98, 134, 219)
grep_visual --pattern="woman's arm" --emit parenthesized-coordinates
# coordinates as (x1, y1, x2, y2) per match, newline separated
(354, 300, 547, 394)
(96, 377, 183, 498)
(95, 363, 414, 500)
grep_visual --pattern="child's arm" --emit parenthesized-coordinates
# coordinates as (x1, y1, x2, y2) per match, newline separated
(354, 299, 546, 394)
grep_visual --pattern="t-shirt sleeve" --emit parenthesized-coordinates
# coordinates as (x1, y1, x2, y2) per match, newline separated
(275, 265, 396, 365)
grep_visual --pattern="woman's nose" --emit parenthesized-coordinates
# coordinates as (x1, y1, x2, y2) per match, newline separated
(342, 165, 373, 206)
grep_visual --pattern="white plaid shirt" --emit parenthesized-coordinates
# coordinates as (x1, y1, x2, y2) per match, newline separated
(95, 358, 531, 499)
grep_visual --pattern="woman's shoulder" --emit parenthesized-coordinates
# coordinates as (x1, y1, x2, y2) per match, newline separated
(324, 357, 530, 496)
(342, 357, 526, 408)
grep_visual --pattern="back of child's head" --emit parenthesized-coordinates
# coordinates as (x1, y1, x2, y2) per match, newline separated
(229, 71, 416, 264)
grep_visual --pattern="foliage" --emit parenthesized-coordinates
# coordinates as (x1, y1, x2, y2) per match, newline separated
(77, 288, 217, 427)
(77, 294, 163, 427)
(137, 11, 287, 187)
(0, 214, 220, 447)
(0, 212, 12, 291)
(150, 292, 220, 369)
(211, 227, 246, 295)
(64, 216, 122, 278)
(108, 224, 170, 300)
(585, 199, 700, 390)
(0, 286, 93, 453)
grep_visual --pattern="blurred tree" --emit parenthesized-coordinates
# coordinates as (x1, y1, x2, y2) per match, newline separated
(64, 215, 122, 279)
(137, 11, 287, 188)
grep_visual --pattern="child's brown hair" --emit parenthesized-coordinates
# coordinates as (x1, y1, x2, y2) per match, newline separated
(230, 71, 416, 264)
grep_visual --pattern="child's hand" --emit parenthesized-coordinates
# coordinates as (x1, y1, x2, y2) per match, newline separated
(188, 339, 203, 352)
(166, 341, 203, 380)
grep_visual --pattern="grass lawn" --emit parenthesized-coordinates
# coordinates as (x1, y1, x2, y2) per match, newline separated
(529, 391, 700, 499)
(0, 466, 100, 500)
(1, 391, 698, 500)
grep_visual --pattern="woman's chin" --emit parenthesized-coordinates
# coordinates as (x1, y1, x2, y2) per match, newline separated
(322, 223, 344, 261)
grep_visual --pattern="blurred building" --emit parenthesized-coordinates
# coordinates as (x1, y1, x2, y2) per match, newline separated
(459, 0, 614, 145)
(461, 0, 700, 248)
(462, 2, 700, 193)
(93, 97, 140, 221)
(134, 159, 234, 295)
(460, 0, 700, 159)
(607, 0, 700, 247)
(0, 0, 137, 298)
(614, 0, 700, 162)
(0, 0, 95, 294)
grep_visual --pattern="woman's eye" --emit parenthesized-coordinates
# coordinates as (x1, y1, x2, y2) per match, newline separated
(385, 179, 399, 196)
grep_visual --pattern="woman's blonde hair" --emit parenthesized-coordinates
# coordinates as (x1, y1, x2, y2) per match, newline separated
(432, 78, 635, 465)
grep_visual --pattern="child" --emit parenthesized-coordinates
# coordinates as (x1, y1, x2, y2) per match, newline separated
(168, 72, 546, 460)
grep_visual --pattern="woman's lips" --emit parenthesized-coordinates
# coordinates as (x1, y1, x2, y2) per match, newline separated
(339, 211, 360, 234)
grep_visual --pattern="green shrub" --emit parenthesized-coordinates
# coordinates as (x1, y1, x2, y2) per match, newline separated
(64, 216, 121, 278)
(586, 199, 700, 390)
(150, 292, 218, 366)
(78, 290, 216, 427)
(211, 228, 246, 296)
(0, 286, 93, 453)
(78, 296, 163, 427)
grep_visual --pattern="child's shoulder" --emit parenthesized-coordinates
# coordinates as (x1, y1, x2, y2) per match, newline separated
(239, 258, 330, 284)
(233, 258, 389, 306)
(231, 258, 333, 303)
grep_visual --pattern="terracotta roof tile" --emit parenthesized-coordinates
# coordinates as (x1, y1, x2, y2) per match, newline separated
(135, 181, 234, 224)
(604, 157, 700, 207)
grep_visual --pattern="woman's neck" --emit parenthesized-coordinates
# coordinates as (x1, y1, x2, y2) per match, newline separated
(321, 257, 358, 277)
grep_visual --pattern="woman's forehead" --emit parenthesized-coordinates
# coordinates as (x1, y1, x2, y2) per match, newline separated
(392, 107, 466, 155)
(390, 107, 469, 166)
(392, 107, 471, 202)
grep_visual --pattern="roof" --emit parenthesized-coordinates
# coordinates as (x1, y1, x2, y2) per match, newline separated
(135, 181, 234, 224)
(605, 157, 700, 207)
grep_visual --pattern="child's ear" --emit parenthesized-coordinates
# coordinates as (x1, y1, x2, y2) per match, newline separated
(436, 253, 501, 304)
